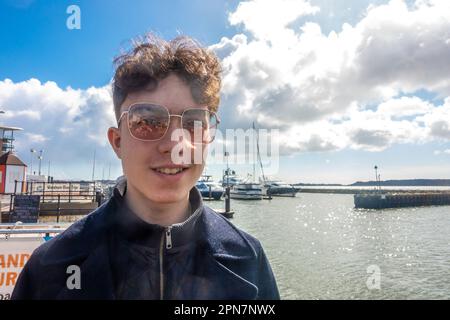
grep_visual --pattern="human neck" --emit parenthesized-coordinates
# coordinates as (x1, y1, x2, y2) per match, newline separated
(124, 182, 191, 227)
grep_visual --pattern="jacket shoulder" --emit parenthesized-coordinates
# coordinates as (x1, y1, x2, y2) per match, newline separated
(33, 199, 114, 266)
(201, 206, 280, 299)
(12, 201, 114, 300)
(201, 206, 263, 259)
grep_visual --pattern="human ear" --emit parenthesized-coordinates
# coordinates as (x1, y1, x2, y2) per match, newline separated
(107, 127, 122, 159)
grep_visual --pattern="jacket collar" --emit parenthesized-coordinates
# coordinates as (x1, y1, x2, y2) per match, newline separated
(111, 176, 257, 259)
(111, 176, 204, 248)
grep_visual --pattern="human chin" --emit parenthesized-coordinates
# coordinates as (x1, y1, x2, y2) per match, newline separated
(144, 186, 188, 203)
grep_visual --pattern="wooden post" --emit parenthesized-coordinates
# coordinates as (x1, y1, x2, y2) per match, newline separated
(225, 186, 231, 212)
(9, 194, 13, 217)
(11, 181, 18, 222)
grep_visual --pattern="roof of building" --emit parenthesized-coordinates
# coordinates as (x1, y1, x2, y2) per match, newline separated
(0, 151, 27, 166)
(0, 125, 23, 131)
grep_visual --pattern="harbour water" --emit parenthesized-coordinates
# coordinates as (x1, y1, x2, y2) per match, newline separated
(222, 193, 450, 299)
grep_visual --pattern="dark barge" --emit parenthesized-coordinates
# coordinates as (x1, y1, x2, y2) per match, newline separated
(354, 192, 450, 209)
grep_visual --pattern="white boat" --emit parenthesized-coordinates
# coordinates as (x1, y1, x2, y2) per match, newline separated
(219, 168, 244, 187)
(261, 178, 297, 197)
(230, 182, 263, 200)
(225, 122, 268, 200)
(196, 175, 224, 200)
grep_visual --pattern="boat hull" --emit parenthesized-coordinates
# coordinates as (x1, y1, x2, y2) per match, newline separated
(199, 190, 224, 200)
(230, 191, 263, 200)
(265, 187, 297, 197)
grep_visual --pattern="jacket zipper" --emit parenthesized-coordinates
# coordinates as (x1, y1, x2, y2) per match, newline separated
(166, 226, 173, 249)
(159, 226, 173, 300)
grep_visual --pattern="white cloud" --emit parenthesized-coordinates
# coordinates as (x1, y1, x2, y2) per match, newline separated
(2, 109, 41, 120)
(214, 0, 450, 152)
(229, 0, 320, 41)
(23, 133, 48, 143)
(417, 97, 450, 139)
(434, 149, 450, 155)
(376, 96, 433, 118)
(0, 78, 116, 174)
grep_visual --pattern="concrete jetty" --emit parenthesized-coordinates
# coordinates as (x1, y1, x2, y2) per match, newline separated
(354, 192, 450, 209)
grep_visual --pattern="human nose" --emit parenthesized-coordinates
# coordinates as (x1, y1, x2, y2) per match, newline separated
(157, 115, 192, 156)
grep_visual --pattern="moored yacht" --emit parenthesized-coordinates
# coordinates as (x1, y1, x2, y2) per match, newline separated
(196, 175, 224, 200)
(230, 182, 263, 200)
(261, 178, 297, 197)
(219, 168, 243, 187)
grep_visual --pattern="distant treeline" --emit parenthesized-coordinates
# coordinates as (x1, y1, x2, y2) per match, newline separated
(350, 179, 450, 187)
(293, 183, 343, 186)
(292, 179, 450, 187)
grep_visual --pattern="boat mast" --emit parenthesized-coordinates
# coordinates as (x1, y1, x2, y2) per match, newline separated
(252, 122, 256, 183)
(253, 122, 266, 184)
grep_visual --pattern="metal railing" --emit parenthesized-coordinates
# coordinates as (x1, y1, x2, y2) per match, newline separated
(9, 180, 98, 203)
(3, 180, 106, 223)
(0, 228, 65, 235)
(0, 223, 67, 238)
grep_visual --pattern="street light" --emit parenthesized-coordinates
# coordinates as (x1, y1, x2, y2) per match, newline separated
(224, 151, 232, 213)
(374, 165, 379, 191)
(30, 149, 36, 175)
(224, 151, 230, 187)
(38, 150, 44, 175)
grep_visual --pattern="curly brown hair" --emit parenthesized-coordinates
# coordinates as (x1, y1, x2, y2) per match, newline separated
(112, 33, 222, 121)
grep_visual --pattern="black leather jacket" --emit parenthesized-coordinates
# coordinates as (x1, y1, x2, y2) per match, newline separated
(12, 181, 280, 300)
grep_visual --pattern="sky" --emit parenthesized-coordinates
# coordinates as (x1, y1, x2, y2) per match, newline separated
(1, 0, 450, 184)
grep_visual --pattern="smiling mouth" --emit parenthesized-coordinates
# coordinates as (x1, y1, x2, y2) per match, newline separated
(152, 167, 189, 175)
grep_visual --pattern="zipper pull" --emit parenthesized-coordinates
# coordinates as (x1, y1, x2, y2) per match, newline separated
(165, 226, 172, 249)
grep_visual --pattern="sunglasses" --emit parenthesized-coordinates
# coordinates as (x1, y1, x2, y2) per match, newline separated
(117, 103, 220, 143)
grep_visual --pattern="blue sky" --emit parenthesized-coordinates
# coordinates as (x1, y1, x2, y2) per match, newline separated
(1, 0, 450, 184)
(0, 0, 238, 88)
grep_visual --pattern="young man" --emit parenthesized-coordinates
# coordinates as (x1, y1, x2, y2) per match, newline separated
(12, 34, 280, 300)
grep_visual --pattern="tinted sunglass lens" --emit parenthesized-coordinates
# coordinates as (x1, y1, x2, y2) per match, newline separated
(182, 109, 218, 143)
(128, 104, 169, 140)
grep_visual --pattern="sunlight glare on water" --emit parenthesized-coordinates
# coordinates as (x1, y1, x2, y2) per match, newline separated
(229, 193, 450, 299)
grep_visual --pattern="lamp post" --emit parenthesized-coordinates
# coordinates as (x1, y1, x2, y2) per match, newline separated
(224, 151, 231, 213)
(91, 148, 96, 181)
(37, 150, 43, 175)
(30, 149, 36, 175)
(374, 165, 378, 191)
(225, 151, 230, 187)
(0, 110, 4, 153)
